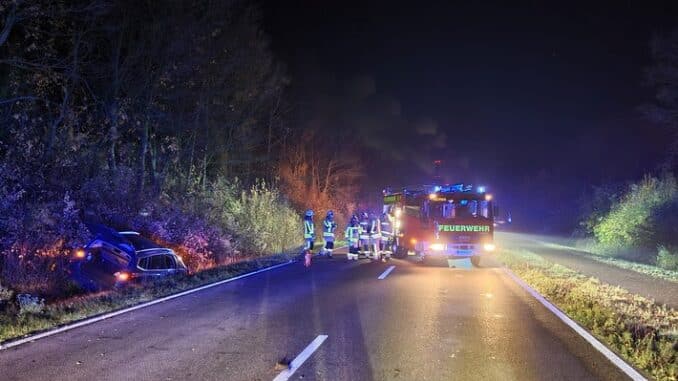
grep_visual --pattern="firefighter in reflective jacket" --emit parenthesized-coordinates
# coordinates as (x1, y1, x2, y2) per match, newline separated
(321, 210, 337, 258)
(345, 215, 361, 260)
(380, 212, 394, 261)
(303, 210, 315, 267)
(369, 212, 382, 261)
(359, 212, 371, 257)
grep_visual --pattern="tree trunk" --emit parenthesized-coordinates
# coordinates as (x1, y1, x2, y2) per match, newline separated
(149, 131, 159, 193)
(45, 87, 69, 159)
(107, 102, 118, 170)
(137, 119, 149, 193)
(201, 103, 209, 192)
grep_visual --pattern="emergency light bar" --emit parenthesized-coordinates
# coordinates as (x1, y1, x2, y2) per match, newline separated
(385, 183, 483, 196)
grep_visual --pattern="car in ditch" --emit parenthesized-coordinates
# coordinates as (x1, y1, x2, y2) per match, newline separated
(71, 224, 188, 290)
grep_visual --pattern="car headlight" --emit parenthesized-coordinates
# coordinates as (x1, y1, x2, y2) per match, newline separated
(430, 243, 445, 251)
(483, 243, 496, 252)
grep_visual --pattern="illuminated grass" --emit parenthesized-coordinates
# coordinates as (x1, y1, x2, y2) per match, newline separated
(0, 254, 295, 344)
(497, 249, 678, 381)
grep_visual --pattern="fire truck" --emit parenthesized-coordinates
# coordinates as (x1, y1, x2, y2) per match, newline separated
(382, 183, 495, 266)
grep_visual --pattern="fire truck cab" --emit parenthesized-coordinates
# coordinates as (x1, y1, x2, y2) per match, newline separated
(383, 183, 495, 266)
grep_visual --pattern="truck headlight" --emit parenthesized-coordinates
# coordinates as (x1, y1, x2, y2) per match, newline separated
(483, 243, 496, 252)
(430, 243, 445, 251)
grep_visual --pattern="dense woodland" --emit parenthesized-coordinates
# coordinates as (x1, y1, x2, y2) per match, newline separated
(0, 0, 362, 296)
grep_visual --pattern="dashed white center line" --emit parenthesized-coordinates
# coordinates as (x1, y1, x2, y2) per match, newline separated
(273, 335, 328, 381)
(378, 265, 396, 280)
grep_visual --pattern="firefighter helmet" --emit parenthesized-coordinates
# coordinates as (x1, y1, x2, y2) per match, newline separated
(305, 209, 314, 217)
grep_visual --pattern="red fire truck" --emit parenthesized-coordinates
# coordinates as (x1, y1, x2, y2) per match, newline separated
(383, 183, 495, 266)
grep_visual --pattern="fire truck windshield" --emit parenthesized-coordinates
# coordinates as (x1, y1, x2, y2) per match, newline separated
(433, 199, 491, 220)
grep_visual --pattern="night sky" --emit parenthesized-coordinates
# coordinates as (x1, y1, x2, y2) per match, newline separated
(263, 1, 678, 231)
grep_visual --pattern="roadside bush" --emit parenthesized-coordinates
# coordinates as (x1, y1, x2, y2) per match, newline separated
(576, 182, 624, 237)
(592, 175, 678, 261)
(657, 246, 678, 271)
(204, 178, 301, 255)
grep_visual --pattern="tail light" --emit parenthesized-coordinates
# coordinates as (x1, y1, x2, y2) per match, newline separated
(74, 249, 86, 259)
(114, 272, 130, 282)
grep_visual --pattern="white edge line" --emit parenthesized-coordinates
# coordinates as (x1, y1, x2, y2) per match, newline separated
(502, 268, 647, 381)
(0, 260, 296, 351)
(378, 265, 396, 280)
(273, 334, 328, 381)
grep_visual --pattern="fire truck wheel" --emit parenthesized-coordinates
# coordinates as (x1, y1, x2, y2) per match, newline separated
(470, 256, 481, 267)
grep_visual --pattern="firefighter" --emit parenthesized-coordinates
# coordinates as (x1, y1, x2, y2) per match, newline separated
(303, 210, 315, 267)
(380, 211, 394, 261)
(369, 212, 382, 261)
(359, 212, 371, 258)
(321, 210, 337, 258)
(345, 215, 361, 260)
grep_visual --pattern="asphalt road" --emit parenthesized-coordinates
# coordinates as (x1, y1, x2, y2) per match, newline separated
(0, 248, 632, 381)
(497, 231, 678, 308)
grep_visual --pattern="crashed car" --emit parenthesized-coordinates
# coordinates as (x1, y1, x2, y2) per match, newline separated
(72, 224, 188, 290)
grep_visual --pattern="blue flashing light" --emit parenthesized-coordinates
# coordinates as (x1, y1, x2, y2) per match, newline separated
(477, 186, 486, 193)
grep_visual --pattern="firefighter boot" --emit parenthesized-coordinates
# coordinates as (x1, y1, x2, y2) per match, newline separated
(372, 244, 380, 261)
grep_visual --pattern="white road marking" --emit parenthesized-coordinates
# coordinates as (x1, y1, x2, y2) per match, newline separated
(378, 265, 396, 280)
(0, 260, 295, 351)
(273, 335, 328, 381)
(502, 268, 647, 381)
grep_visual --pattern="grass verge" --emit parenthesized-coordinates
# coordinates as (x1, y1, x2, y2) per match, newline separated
(496, 248, 677, 381)
(540, 241, 678, 283)
(0, 253, 296, 345)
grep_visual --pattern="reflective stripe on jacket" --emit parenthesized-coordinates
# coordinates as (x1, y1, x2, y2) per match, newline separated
(304, 220, 314, 239)
(345, 226, 360, 240)
(381, 220, 392, 235)
(323, 219, 336, 237)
